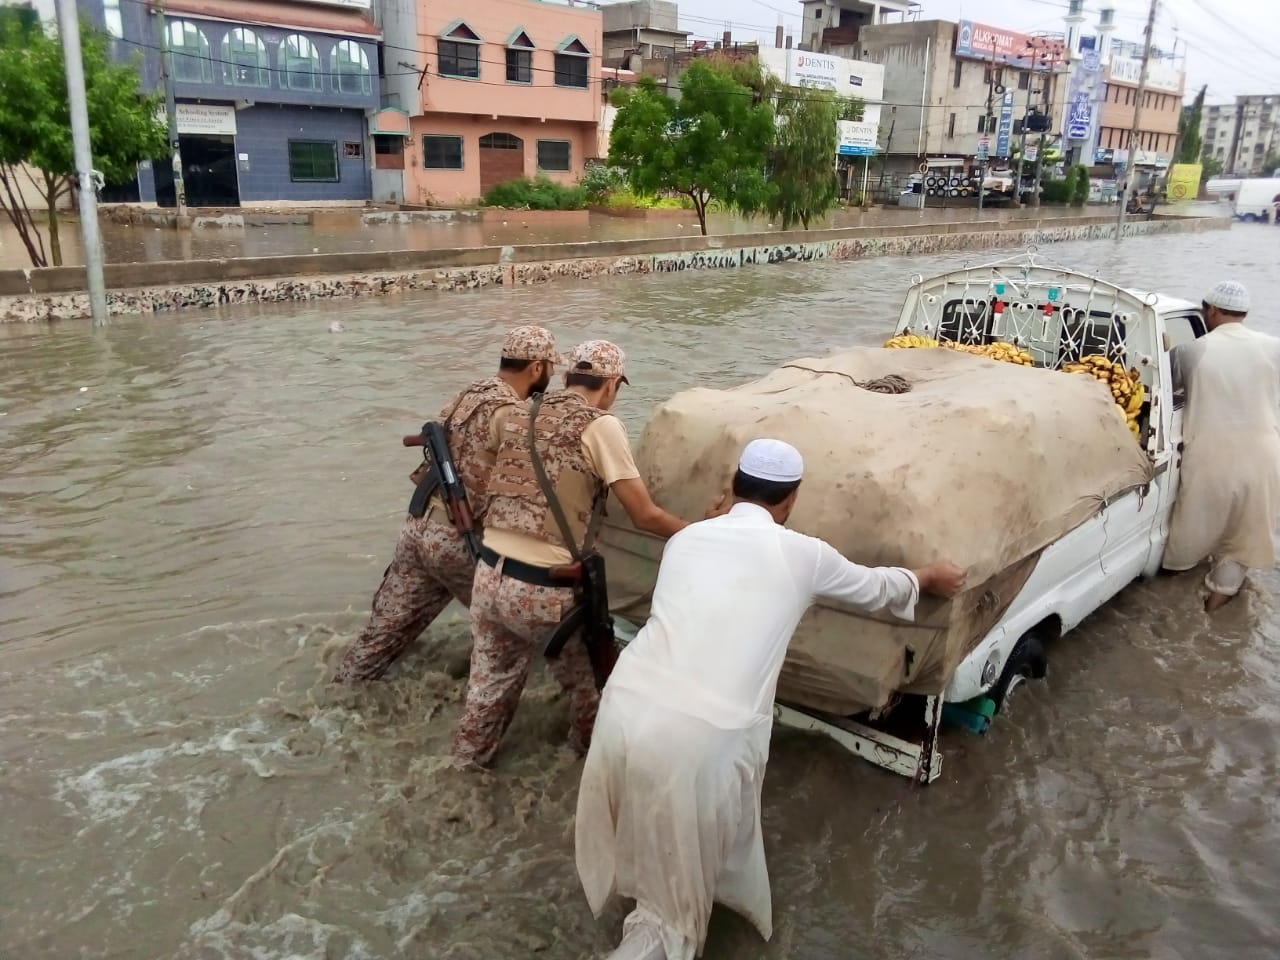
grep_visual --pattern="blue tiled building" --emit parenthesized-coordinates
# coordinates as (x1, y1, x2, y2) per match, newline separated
(82, 0, 385, 206)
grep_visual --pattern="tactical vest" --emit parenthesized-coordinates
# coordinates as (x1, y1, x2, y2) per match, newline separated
(433, 378, 518, 525)
(485, 391, 607, 552)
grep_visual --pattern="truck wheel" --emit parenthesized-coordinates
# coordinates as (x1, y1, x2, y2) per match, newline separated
(990, 631, 1047, 712)
(1243, 213, 1259, 223)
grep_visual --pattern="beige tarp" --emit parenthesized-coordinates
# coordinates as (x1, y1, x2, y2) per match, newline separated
(599, 347, 1155, 715)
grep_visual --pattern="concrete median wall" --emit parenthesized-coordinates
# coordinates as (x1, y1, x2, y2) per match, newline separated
(0, 214, 1231, 322)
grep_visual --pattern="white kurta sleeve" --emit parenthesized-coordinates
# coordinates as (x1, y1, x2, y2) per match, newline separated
(804, 536, 919, 621)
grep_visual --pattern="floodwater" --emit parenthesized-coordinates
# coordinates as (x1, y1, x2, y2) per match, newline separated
(0, 202, 1177, 270)
(2, 225, 1279, 959)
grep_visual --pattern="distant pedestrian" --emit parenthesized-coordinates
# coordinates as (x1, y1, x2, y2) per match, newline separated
(332, 325, 560, 683)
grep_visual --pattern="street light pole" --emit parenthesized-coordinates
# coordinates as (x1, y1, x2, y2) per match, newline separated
(1116, 0, 1159, 240)
(1030, 46, 1063, 208)
(55, 0, 108, 325)
(153, 0, 187, 215)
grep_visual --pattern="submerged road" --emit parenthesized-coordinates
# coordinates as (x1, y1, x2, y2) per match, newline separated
(1, 225, 1277, 959)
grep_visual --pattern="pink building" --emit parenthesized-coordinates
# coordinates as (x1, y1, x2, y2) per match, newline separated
(376, 0, 603, 205)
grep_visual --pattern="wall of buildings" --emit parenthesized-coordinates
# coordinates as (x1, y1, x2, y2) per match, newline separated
(1202, 96, 1279, 176)
(379, 0, 603, 204)
(405, 116, 596, 206)
(1093, 51, 1183, 167)
(846, 20, 951, 173)
(234, 105, 371, 202)
(77, 0, 383, 207)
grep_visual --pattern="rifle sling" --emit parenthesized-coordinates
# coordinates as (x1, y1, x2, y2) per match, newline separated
(526, 394, 607, 563)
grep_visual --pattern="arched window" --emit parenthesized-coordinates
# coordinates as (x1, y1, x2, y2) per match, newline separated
(167, 20, 212, 84)
(103, 0, 123, 38)
(281, 34, 320, 91)
(222, 27, 269, 87)
(437, 21, 481, 80)
(554, 35, 591, 89)
(334, 40, 371, 95)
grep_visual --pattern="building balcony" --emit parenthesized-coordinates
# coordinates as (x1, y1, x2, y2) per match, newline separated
(821, 25, 862, 48)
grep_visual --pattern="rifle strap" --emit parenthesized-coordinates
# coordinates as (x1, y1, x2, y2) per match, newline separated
(527, 394, 607, 564)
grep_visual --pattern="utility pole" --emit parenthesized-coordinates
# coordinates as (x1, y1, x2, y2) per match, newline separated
(1014, 43, 1037, 206)
(55, 0, 107, 325)
(979, 51, 996, 212)
(1030, 44, 1063, 209)
(153, 0, 186, 215)
(1116, 0, 1159, 239)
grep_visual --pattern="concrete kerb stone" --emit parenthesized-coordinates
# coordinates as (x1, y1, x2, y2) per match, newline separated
(0, 215, 1231, 323)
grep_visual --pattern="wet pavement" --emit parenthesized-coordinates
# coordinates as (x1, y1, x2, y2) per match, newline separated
(0, 202, 1228, 270)
(1, 223, 1277, 959)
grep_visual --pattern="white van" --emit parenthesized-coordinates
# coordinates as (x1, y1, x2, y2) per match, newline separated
(1231, 177, 1280, 222)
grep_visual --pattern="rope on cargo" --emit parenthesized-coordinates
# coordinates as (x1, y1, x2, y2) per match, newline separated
(782, 365, 912, 394)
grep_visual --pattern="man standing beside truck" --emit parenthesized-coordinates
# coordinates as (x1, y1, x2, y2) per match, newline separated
(1163, 281, 1280, 612)
(333, 325, 560, 683)
(450, 340, 694, 768)
(574, 438, 966, 960)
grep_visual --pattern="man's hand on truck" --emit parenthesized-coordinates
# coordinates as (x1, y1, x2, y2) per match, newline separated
(914, 560, 967, 599)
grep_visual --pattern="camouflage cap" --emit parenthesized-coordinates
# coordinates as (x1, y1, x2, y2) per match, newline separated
(569, 339, 630, 384)
(501, 325, 559, 362)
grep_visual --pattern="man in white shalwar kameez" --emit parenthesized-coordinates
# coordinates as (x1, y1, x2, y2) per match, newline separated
(574, 439, 967, 960)
(1162, 280, 1280, 611)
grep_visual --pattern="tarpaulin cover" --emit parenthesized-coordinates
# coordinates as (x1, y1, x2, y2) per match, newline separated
(598, 347, 1155, 714)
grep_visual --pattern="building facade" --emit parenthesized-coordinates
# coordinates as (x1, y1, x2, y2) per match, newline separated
(797, 0, 917, 54)
(78, 0, 383, 207)
(601, 0, 688, 70)
(842, 19, 1067, 177)
(377, 0, 602, 206)
(1202, 95, 1279, 176)
(1092, 40, 1184, 173)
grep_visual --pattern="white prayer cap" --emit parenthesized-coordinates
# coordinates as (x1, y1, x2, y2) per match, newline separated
(1204, 280, 1250, 313)
(739, 438, 804, 483)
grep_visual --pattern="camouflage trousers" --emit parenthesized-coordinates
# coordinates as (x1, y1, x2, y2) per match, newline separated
(451, 557, 599, 767)
(333, 510, 475, 683)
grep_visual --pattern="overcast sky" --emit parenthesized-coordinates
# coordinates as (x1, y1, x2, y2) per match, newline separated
(665, 0, 1280, 103)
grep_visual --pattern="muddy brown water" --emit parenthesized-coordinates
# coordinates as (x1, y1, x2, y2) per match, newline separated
(2, 228, 1278, 960)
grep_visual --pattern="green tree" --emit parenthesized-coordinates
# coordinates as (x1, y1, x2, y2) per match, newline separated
(608, 61, 775, 236)
(836, 96, 866, 122)
(0, 14, 166, 267)
(768, 87, 841, 229)
(1200, 152, 1225, 178)
(1067, 164, 1090, 206)
(1176, 85, 1206, 164)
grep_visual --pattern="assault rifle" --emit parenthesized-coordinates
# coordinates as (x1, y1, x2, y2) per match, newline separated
(544, 552, 618, 691)
(402, 421, 482, 562)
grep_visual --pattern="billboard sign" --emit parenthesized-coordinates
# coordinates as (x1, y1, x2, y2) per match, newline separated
(837, 119, 879, 156)
(996, 90, 1015, 158)
(1166, 163, 1202, 201)
(955, 20, 1065, 71)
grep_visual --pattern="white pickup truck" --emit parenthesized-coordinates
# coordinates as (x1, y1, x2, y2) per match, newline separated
(614, 253, 1207, 784)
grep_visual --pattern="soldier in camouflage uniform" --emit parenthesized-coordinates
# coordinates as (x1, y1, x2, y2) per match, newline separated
(333, 325, 561, 684)
(451, 341, 693, 767)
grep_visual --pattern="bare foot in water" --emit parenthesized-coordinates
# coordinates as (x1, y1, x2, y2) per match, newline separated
(1205, 591, 1237, 613)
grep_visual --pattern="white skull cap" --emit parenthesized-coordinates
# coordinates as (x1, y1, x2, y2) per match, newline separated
(739, 438, 804, 483)
(1204, 280, 1250, 313)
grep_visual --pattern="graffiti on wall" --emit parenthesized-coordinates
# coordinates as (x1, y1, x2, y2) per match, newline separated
(1, 218, 1226, 323)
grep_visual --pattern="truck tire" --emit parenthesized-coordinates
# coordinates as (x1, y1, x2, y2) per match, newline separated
(990, 631, 1047, 712)
(1243, 213, 1259, 223)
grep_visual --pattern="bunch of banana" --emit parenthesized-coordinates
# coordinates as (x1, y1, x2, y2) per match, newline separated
(883, 333, 940, 349)
(976, 341, 1036, 366)
(1061, 354, 1146, 442)
(941, 340, 1036, 366)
